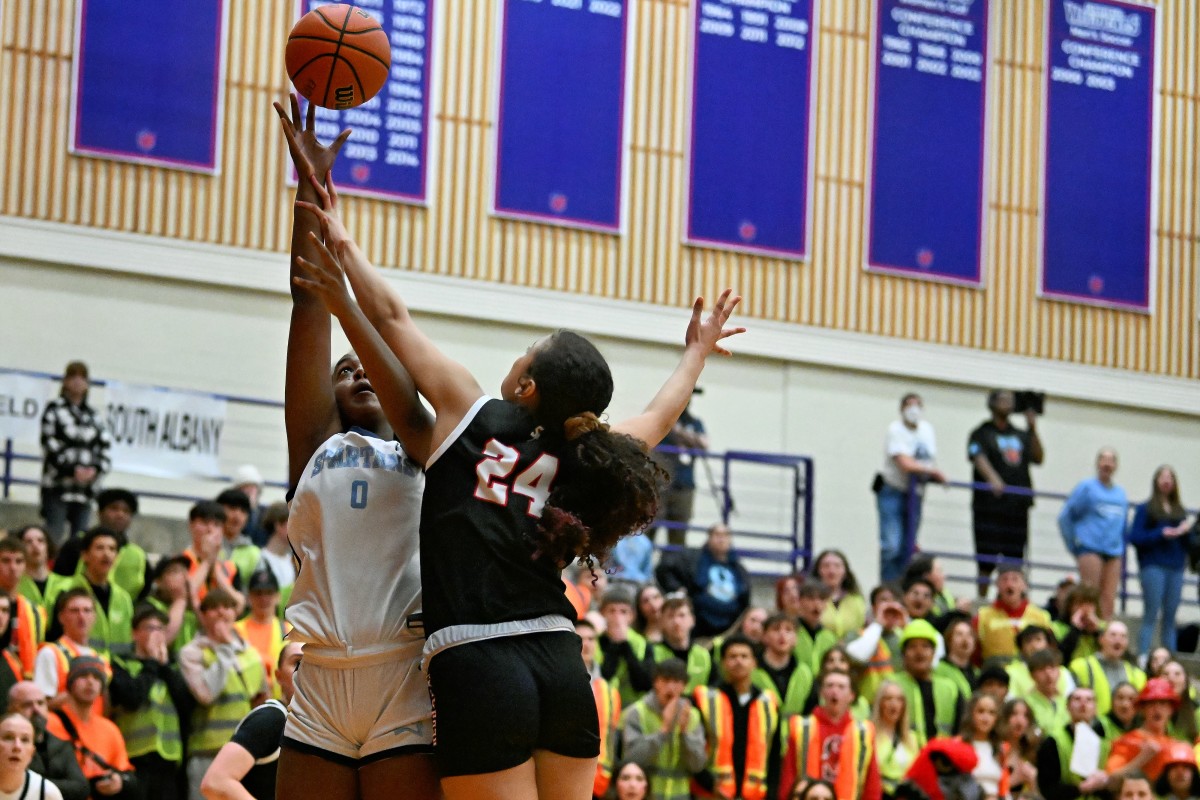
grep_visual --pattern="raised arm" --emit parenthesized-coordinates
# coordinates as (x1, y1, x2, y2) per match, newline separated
(612, 290, 745, 447)
(298, 179, 483, 446)
(293, 225, 435, 462)
(274, 96, 351, 486)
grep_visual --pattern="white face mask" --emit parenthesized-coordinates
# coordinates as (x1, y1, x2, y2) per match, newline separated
(902, 405, 923, 425)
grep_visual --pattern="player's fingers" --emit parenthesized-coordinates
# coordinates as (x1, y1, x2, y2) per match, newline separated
(305, 97, 315, 130)
(326, 170, 340, 207)
(308, 174, 332, 208)
(330, 129, 352, 158)
(294, 199, 326, 220)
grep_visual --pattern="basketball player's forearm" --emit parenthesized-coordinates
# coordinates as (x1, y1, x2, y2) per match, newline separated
(615, 346, 706, 448)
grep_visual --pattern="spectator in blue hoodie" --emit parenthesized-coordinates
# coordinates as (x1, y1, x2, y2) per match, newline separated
(1128, 465, 1195, 654)
(1058, 448, 1129, 620)
(687, 524, 751, 637)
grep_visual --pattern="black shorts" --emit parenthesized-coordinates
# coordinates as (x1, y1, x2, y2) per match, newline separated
(427, 631, 600, 777)
(972, 508, 1029, 568)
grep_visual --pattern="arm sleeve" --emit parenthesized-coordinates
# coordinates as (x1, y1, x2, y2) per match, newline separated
(1127, 504, 1164, 547)
(846, 623, 884, 664)
(623, 640, 655, 693)
(619, 705, 663, 764)
(178, 643, 227, 705)
(107, 660, 154, 712)
(1036, 736, 1082, 800)
(597, 638, 624, 682)
(682, 708, 708, 772)
(230, 703, 287, 760)
(163, 663, 198, 723)
(33, 648, 60, 698)
(46, 736, 90, 800)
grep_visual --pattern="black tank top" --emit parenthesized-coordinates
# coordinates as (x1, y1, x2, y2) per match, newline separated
(420, 398, 576, 636)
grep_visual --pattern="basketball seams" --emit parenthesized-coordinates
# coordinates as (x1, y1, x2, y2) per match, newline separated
(286, 35, 390, 71)
(288, 4, 390, 109)
(321, 6, 354, 109)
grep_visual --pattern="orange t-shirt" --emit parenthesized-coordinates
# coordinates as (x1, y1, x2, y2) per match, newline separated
(45, 705, 133, 779)
(1106, 729, 1174, 781)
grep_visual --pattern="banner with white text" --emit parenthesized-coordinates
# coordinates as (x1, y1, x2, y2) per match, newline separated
(0, 374, 56, 447)
(867, 0, 990, 285)
(104, 382, 227, 479)
(1040, 0, 1156, 310)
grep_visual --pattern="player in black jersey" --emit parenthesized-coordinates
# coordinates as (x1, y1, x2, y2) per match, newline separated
(273, 96, 439, 800)
(293, 173, 744, 800)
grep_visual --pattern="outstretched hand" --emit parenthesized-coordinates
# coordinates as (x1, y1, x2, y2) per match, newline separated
(295, 172, 352, 253)
(686, 289, 746, 356)
(293, 227, 357, 319)
(273, 93, 351, 187)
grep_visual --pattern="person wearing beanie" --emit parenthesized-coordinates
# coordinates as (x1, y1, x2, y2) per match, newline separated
(1107, 678, 1180, 781)
(894, 619, 964, 746)
(214, 490, 263, 586)
(974, 566, 1053, 662)
(33, 588, 108, 713)
(620, 658, 706, 800)
(44, 656, 138, 798)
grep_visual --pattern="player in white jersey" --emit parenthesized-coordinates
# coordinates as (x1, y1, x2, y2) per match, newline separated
(293, 171, 744, 800)
(273, 96, 440, 800)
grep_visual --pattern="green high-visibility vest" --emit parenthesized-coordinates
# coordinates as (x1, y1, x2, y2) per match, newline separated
(894, 672, 961, 746)
(750, 660, 813, 718)
(622, 699, 701, 800)
(1049, 724, 1111, 799)
(188, 646, 265, 757)
(112, 657, 182, 762)
(652, 642, 713, 694)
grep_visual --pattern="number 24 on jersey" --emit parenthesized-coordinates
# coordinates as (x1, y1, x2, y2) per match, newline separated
(474, 439, 559, 517)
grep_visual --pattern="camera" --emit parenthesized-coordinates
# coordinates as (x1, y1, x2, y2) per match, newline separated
(1013, 391, 1046, 415)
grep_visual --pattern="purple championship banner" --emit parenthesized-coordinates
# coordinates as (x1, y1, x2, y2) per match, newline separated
(685, 0, 817, 260)
(296, 0, 434, 203)
(70, 0, 227, 172)
(492, 0, 630, 232)
(1040, 0, 1157, 310)
(866, 0, 990, 285)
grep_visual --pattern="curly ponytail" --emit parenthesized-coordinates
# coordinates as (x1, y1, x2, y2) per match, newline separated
(525, 332, 667, 567)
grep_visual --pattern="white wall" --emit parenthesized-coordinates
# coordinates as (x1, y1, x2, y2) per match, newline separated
(3, 221, 1199, 610)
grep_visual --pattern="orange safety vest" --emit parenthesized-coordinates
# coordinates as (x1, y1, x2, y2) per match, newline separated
(786, 714, 876, 800)
(0, 650, 21, 685)
(42, 639, 110, 715)
(692, 686, 779, 800)
(592, 677, 621, 797)
(12, 595, 45, 679)
(235, 616, 287, 691)
(182, 549, 238, 603)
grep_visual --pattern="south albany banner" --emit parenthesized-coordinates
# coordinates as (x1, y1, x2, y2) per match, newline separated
(0, 374, 57, 446)
(104, 382, 227, 479)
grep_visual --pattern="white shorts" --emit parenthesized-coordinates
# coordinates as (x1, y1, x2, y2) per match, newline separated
(284, 638, 433, 761)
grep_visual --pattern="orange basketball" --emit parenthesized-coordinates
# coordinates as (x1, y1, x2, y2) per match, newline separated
(286, 5, 391, 110)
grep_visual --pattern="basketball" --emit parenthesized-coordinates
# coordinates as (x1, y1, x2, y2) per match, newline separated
(286, 4, 391, 110)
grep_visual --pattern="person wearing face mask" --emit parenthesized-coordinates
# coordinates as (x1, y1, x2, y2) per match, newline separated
(876, 393, 946, 584)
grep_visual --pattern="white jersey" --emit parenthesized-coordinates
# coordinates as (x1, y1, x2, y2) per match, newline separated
(287, 430, 424, 656)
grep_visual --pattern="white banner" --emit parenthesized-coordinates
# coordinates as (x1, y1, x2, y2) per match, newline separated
(0, 373, 56, 446)
(104, 381, 227, 478)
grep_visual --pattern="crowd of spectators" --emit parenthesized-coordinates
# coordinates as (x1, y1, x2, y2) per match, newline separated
(7, 363, 1200, 800)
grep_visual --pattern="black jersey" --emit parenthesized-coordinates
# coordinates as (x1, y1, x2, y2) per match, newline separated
(420, 397, 576, 636)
